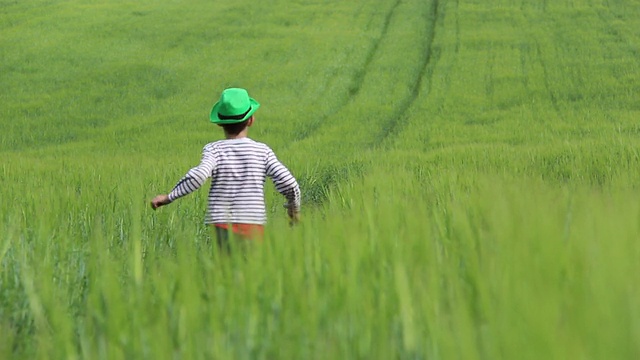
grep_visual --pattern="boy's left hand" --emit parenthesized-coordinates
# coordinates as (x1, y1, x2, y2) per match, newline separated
(151, 194, 171, 210)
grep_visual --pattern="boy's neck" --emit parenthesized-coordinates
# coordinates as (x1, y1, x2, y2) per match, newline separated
(224, 130, 249, 140)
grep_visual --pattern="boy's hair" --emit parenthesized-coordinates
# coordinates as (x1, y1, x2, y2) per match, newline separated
(219, 119, 249, 135)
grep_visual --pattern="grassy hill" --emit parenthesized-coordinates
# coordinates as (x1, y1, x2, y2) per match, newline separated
(1, 0, 640, 358)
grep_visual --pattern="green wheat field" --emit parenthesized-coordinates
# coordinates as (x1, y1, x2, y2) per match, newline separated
(2, 0, 640, 358)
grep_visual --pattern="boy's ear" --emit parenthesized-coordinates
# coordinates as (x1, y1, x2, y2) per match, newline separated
(248, 116, 255, 127)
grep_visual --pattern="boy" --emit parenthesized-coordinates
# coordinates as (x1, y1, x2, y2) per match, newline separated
(150, 87, 301, 246)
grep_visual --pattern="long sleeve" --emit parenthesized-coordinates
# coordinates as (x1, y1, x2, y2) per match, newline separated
(168, 145, 217, 202)
(265, 150, 301, 212)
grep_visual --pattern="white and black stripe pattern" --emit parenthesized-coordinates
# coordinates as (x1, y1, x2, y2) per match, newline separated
(168, 138, 300, 225)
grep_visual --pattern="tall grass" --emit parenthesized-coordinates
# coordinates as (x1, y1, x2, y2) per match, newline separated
(2, 161, 640, 358)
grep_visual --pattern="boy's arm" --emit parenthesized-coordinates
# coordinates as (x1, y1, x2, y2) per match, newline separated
(151, 145, 217, 210)
(265, 150, 301, 221)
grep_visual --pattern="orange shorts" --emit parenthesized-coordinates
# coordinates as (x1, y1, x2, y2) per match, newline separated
(214, 223, 264, 240)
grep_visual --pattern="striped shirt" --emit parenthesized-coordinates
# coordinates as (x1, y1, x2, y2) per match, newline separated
(167, 138, 300, 225)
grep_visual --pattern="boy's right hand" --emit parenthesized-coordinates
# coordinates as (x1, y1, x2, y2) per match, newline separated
(288, 208, 300, 225)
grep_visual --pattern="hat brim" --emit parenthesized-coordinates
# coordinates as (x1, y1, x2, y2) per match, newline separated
(210, 98, 260, 124)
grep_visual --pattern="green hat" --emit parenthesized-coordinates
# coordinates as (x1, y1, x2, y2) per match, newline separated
(210, 88, 260, 124)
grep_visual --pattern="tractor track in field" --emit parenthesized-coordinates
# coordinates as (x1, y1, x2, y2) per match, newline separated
(594, 2, 640, 62)
(291, 0, 402, 143)
(373, 0, 441, 148)
(533, 41, 560, 115)
(352, 0, 402, 99)
(288, 0, 441, 207)
(521, 7, 561, 116)
(524, 2, 638, 119)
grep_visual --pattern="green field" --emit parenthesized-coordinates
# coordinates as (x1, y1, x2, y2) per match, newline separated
(2, 0, 640, 358)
